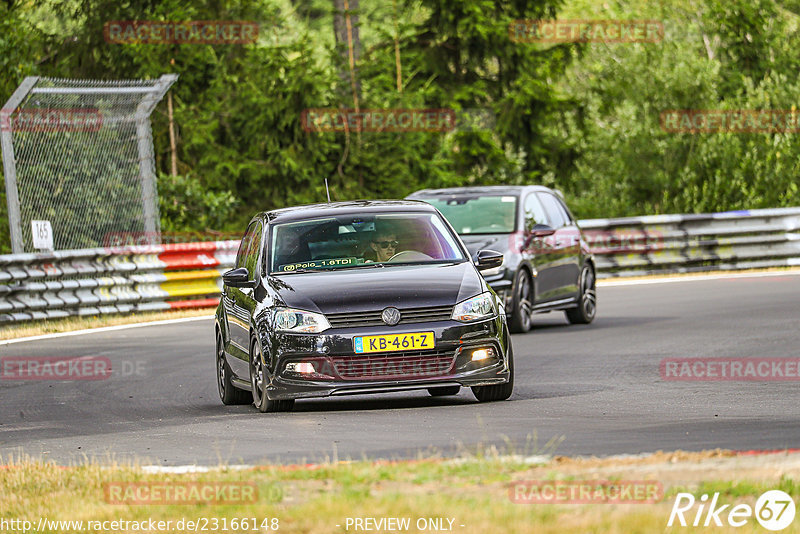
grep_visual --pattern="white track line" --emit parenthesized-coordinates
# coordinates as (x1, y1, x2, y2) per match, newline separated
(141, 465, 252, 474)
(137, 449, 800, 472)
(0, 315, 213, 346)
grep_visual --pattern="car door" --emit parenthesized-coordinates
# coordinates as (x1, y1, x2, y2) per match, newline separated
(227, 221, 262, 377)
(521, 193, 560, 303)
(553, 196, 582, 295)
(222, 224, 253, 359)
(536, 192, 580, 301)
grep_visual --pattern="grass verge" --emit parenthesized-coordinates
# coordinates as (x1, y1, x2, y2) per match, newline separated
(2, 450, 800, 533)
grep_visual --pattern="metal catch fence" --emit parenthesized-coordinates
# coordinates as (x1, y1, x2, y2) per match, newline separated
(1, 75, 177, 254)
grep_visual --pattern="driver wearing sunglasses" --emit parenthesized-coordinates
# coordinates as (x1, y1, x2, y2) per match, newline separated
(368, 230, 400, 262)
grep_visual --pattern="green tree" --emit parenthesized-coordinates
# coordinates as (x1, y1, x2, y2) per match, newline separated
(550, 0, 800, 218)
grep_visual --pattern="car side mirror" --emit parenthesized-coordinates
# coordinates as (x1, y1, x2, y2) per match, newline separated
(474, 249, 504, 271)
(530, 224, 556, 237)
(222, 267, 255, 288)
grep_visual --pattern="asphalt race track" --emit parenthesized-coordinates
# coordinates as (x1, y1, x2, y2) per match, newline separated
(1, 273, 799, 466)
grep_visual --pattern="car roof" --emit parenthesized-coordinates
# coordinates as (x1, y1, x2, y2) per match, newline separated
(407, 185, 553, 197)
(260, 199, 437, 224)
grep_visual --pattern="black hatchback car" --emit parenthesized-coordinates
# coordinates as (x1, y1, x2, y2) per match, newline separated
(215, 200, 513, 412)
(407, 186, 596, 333)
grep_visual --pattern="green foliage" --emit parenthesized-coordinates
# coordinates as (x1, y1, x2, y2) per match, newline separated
(550, 0, 800, 218)
(157, 173, 238, 233)
(0, 1, 43, 253)
(1, 0, 799, 253)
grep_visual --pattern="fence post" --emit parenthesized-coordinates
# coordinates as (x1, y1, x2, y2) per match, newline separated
(1, 76, 40, 254)
(135, 74, 178, 239)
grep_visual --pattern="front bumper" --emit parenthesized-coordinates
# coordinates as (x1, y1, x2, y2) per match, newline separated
(261, 317, 510, 400)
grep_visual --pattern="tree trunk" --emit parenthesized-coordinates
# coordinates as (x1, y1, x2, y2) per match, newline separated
(332, 0, 361, 110)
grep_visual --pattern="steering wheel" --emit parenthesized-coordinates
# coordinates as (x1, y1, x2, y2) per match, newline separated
(387, 250, 434, 262)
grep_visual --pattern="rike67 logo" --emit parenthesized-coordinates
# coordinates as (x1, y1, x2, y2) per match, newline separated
(668, 490, 796, 531)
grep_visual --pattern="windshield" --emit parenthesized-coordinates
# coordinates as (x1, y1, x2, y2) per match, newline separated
(268, 212, 466, 274)
(418, 195, 517, 234)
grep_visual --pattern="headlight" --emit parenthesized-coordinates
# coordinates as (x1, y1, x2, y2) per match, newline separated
(451, 292, 496, 322)
(273, 308, 331, 333)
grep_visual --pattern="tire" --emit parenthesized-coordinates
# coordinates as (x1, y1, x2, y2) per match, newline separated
(216, 331, 252, 405)
(428, 386, 461, 397)
(509, 269, 533, 333)
(250, 339, 295, 413)
(565, 264, 596, 325)
(471, 345, 514, 402)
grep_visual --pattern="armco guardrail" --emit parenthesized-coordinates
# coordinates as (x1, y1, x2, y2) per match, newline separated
(579, 207, 800, 278)
(0, 207, 798, 323)
(0, 241, 236, 323)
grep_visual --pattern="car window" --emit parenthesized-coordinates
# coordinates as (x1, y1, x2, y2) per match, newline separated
(523, 194, 548, 230)
(244, 221, 263, 279)
(269, 212, 466, 274)
(235, 223, 256, 269)
(537, 192, 567, 229)
(417, 195, 517, 234)
(555, 196, 574, 224)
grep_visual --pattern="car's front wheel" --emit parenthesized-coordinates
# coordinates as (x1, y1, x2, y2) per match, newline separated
(472, 346, 514, 402)
(217, 331, 252, 405)
(250, 339, 294, 413)
(565, 264, 596, 325)
(509, 269, 533, 333)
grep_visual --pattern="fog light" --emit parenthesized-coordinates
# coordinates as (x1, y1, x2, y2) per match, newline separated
(471, 348, 495, 361)
(286, 362, 316, 374)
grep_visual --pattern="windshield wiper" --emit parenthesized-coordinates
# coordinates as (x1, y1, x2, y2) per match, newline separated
(336, 263, 386, 270)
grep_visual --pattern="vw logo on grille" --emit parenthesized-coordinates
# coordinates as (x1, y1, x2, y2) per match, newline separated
(381, 307, 401, 326)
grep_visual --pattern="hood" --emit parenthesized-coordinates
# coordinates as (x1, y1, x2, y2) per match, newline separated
(267, 262, 485, 314)
(458, 233, 511, 256)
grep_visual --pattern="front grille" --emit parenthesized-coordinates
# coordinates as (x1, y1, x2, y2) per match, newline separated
(331, 349, 456, 380)
(327, 305, 453, 329)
